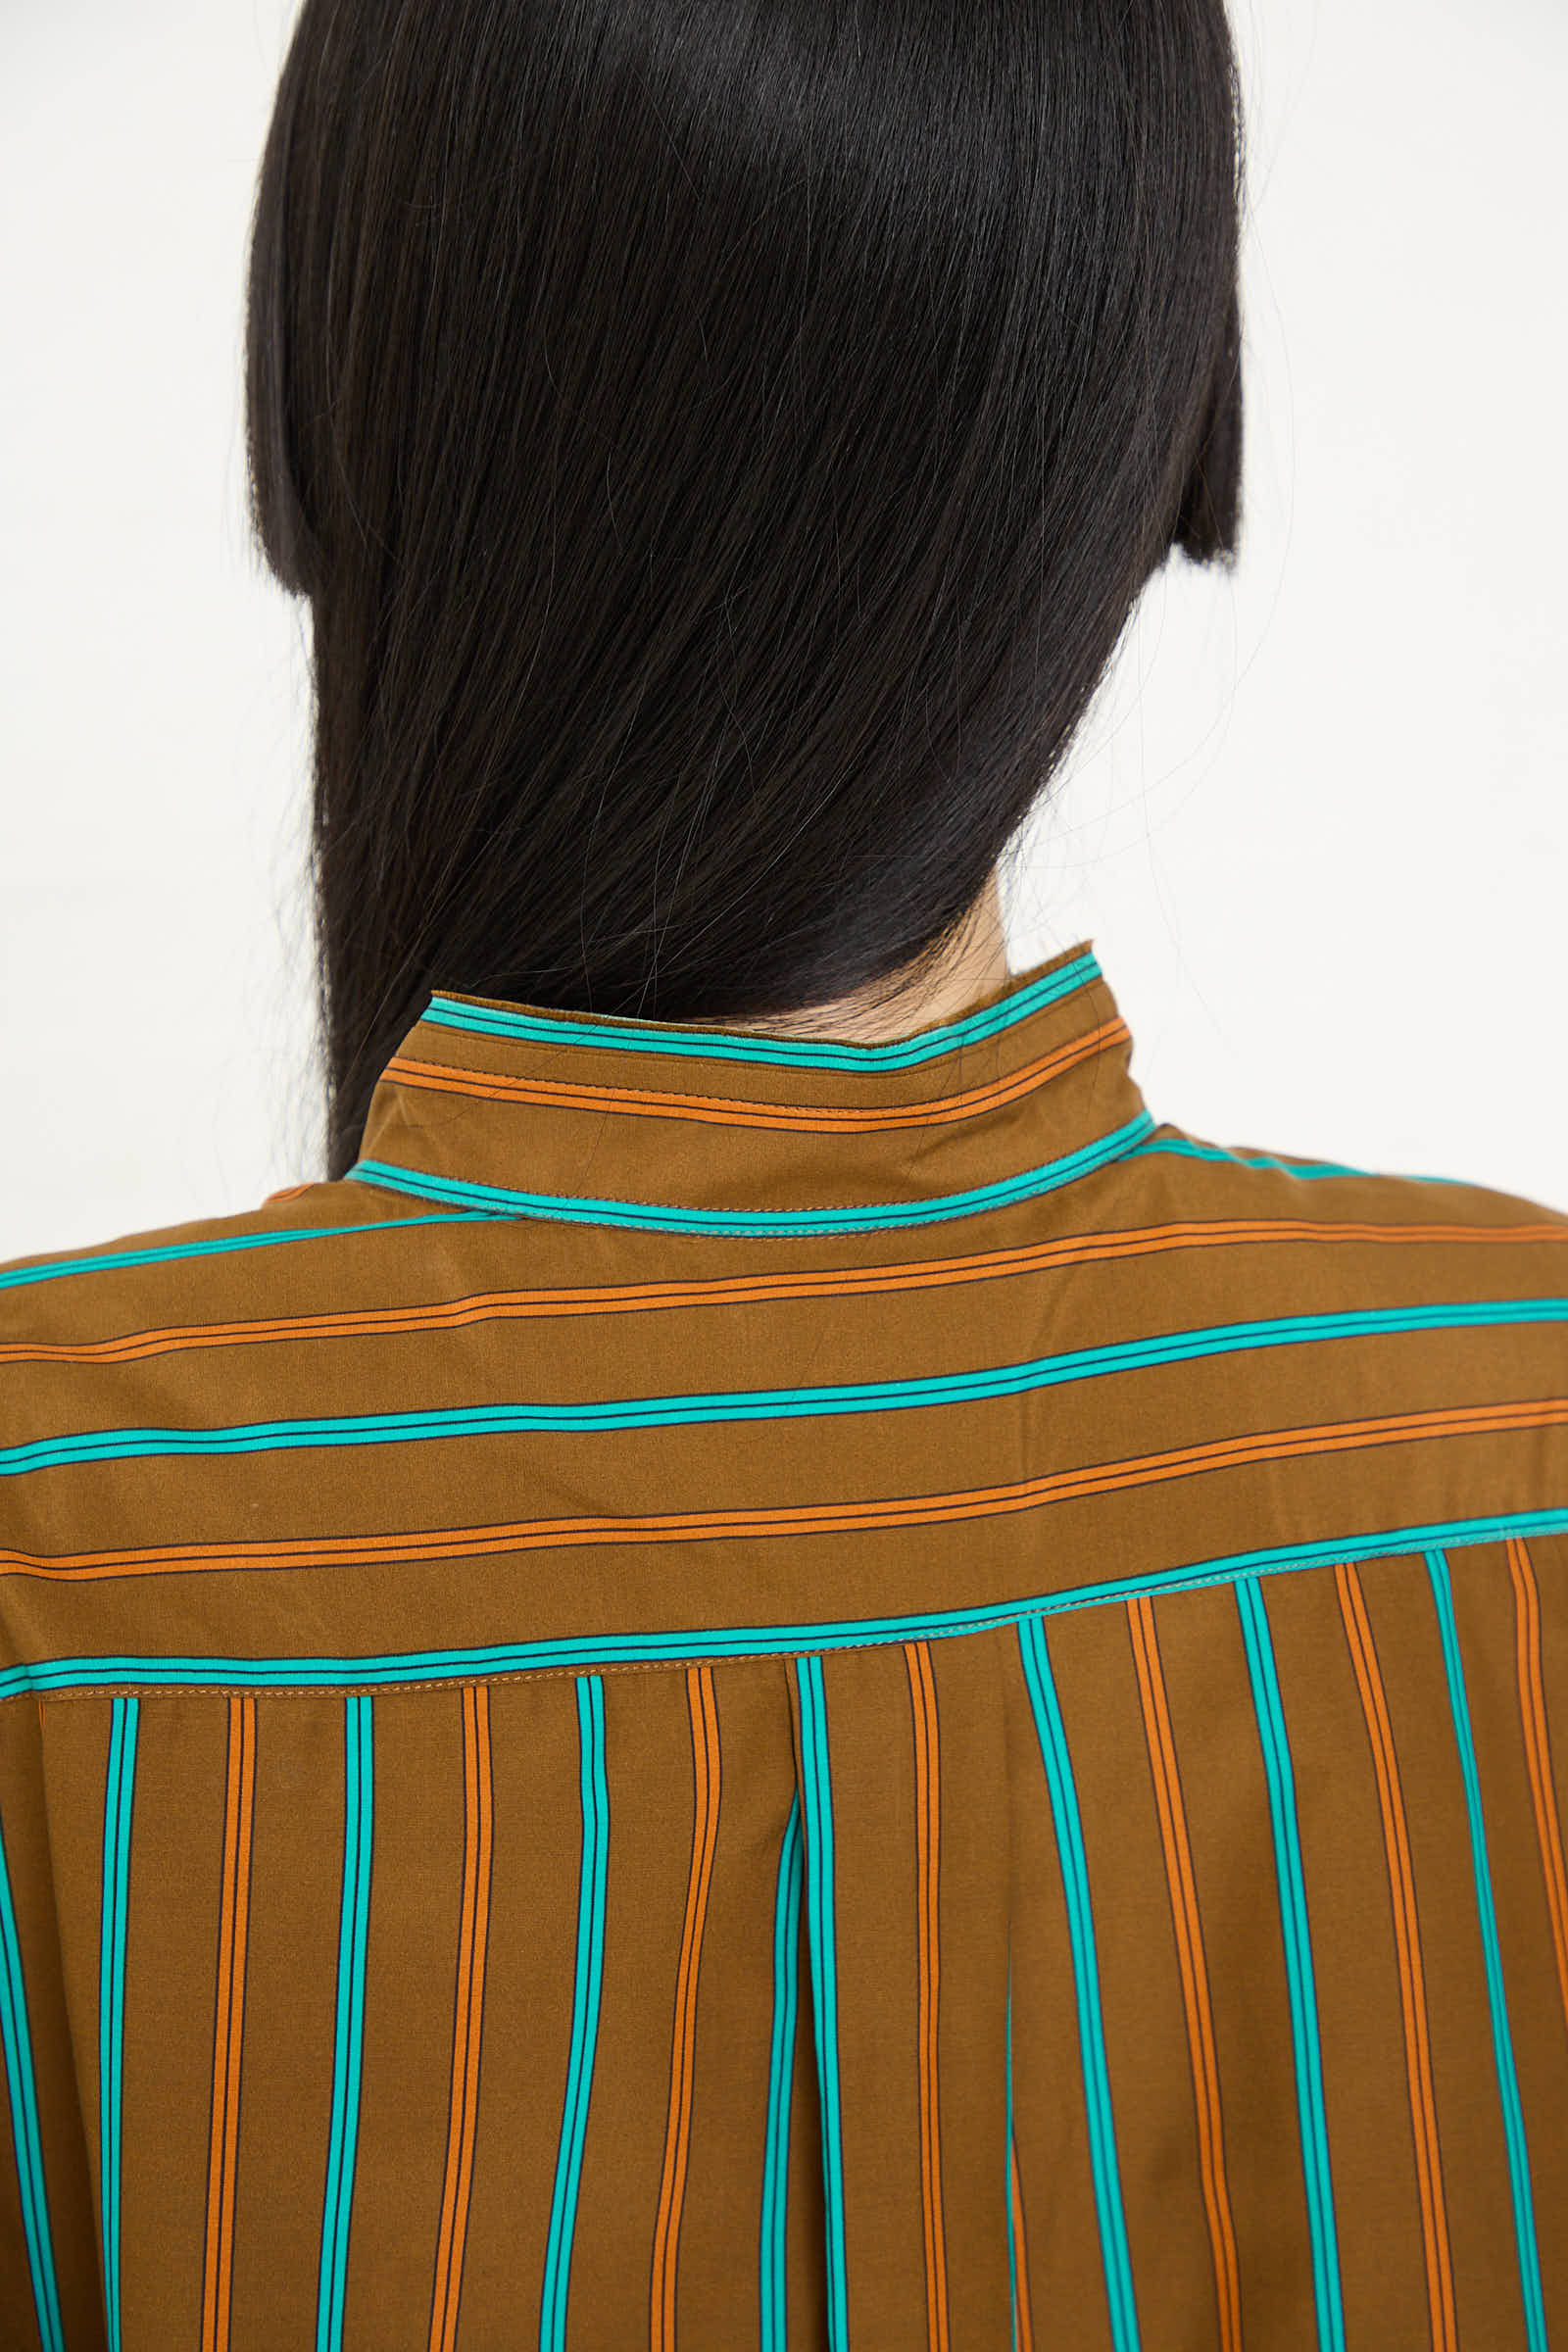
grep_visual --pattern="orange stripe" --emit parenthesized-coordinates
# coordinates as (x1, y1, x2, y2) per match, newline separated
(1505, 1537, 1568, 2034)
(201, 1691, 254, 2352)
(380, 1018, 1130, 1133)
(904, 1640, 950, 2352)
(651, 1665, 721, 2350)
(5, 1395, 1564, 1585)
(1008, 2131, 1034, 2352)
(429, 1689, 478, 2341)
(458, 1691, 493, 2331)
(1126, 1594, 1241, 2350)
(429, 1685, 493, 2352)
(4, 1216, 1559, 1368)
(1334, 1563, 1455, 2352)
(261, 1182, 315, 1205)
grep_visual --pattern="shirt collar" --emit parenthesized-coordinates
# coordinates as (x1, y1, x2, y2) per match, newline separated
(347, 938, 1153, 1241)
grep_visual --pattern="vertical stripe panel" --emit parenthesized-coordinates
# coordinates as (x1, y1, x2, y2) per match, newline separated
(904, 1638, 950, 2352)
(794, 1652, 849, 2352)
(651, 1664, 722, 2351)
(760, 1788, 802, 2352)
(1006, 2126, 1034, 2352)
(316, 1692, 373, 2352)
(202, 1692, 256, 2352)
(429, 1684, 493, 2352)
(1004, 1957, 1024, 2352)
(1125, 1593, 1242, 2352)
(1004, 1959, 1013, 2352)
(1505, 1537, 1568, 2034)
(1426, 1548, 1547, 2350)
(540, 1674, 609, 2352)
(1015, 1613, 1140, 2352)
(100, 1694, 138, 2352)
(0, 1804, 64, 2352)
(1333, 1563, 1455, 2352)
(1003, 1853, 1035, 2352)
(1234, 1576, 1344, 2352)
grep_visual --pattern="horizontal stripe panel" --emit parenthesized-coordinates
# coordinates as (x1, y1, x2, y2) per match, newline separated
(348, 1111, 1156, 1237)
(7, 1297, 1564, 1477)
(0, 1214, 494, 1295)
(1143, 1138, 1478, 1188)
(7, 1214, 1561, 1358)
(4, 1225, 1563, 1416)
(3, 1511, 1567, 1698)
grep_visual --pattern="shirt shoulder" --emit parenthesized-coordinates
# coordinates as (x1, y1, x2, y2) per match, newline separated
(0, 1179, 405, 1555)
(0, 1178, 408, 1345)
(1112, 1116, 1568, 1435)
(1128, 1114, 1568, 1264)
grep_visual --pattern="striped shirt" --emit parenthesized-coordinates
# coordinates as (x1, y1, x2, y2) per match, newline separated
(1, 936, 1566, 2352)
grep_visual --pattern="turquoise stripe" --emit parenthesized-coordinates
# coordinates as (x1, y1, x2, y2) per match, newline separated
(760, 1789, 803, 2352)
(349, 1110, 1154, 1236)
(11, 1295, 1562, 1479)
(1235, 1579, 1344, 2352)
(540, 1676, 609, 2352)
(422, 952, 1102, 1068)
(1006, 1954, 1017, 2352)
(317, 1694, 372, 2352)
(0, 1122, 1494, 1299)
(794, 1655, 848, 2352)
(5, 1506, 1568, 1702)
(0, 1211, 494, 1294)
(1425, 1548, 1547, 2350)
(1141, 1136, 1478, 1187)
(0, 1812, 65, 2352)
(99, 1696, 137, 2352)
(1016, 1615, 1140, 2351)
(0, 1130, 1494, 1305)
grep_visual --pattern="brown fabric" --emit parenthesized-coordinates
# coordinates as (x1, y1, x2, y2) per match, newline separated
(1, 935, 1565, 2350)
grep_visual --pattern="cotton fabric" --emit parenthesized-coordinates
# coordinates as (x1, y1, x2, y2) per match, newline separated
(1, 936, 1565, 2350)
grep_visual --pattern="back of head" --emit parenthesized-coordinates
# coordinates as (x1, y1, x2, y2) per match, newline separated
(245, 0, 1246, 1180)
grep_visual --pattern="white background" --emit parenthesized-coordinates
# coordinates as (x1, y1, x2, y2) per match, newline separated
(2, 0, 1564, 1263)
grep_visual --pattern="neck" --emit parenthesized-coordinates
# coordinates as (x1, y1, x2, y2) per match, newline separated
(720, 872, 1009, 1045)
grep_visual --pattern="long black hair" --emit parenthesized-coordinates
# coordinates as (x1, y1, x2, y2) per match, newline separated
(245, 0, 1246, 1182)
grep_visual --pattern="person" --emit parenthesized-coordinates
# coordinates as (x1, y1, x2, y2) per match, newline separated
(2, 1, 1564, 2346)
